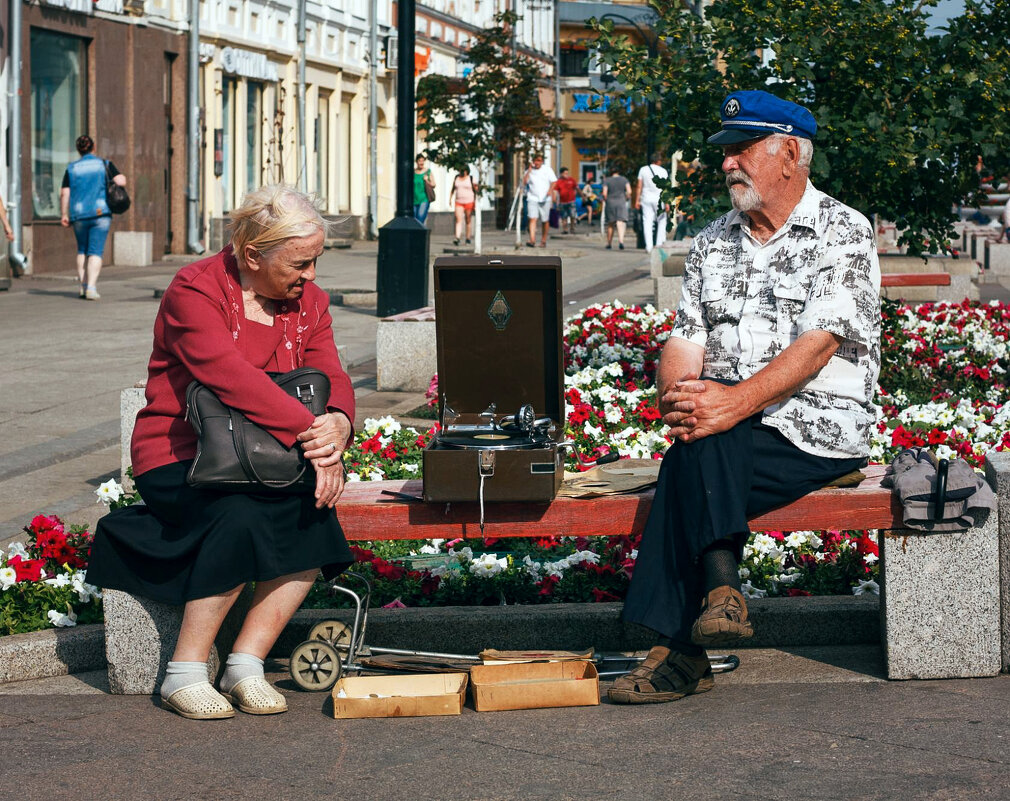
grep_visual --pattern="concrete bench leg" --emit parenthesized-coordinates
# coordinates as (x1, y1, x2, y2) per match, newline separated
(880, 501, 1001, 679)
(103, 587, 253, 695)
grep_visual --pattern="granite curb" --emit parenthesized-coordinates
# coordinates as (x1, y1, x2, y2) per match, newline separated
(0, 595, 878, 685)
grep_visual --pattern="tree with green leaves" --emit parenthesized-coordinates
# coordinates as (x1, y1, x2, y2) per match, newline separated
(416, 11, 565, 229)
(590, 0, 1010, 254)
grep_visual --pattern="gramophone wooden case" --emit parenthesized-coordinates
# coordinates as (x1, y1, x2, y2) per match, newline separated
(422, 256, 565, 504)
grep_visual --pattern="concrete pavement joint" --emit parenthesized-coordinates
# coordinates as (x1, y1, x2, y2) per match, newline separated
(801, 725, 1010, 765)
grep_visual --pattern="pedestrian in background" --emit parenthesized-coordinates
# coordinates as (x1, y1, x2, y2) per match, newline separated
(523, 153, 557, 248)
(636, 152, 670, 253)
(413, 154, 435, 225)
(60, 134, 127, 300)
(580, 170, 600, 225)
(449, 167, 477, 245)
(554, 167, 579, 235)
(602, 166, 632, 250)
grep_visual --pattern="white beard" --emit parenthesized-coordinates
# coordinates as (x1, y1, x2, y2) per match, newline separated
(726, 170, 762, 211)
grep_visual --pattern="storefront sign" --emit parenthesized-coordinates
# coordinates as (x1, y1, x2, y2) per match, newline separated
(570, 93, 633, 114)
(221, 47, 278, 82)
(40, 0, 124, 14)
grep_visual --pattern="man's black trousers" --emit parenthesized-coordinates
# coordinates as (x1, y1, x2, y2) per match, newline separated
(621, 415, 865, 639)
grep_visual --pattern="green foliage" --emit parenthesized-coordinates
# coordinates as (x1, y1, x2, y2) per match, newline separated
(590, 0, 1010, 255)
(0, 585, 102, 636)
(582, 102, 661, 179)
(416, 11, 566, 173)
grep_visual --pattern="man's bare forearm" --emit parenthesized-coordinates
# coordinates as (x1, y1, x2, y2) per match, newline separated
(656, 338, 704, 406)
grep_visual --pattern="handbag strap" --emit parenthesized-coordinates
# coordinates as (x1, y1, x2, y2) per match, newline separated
(230, 407, 309, 489)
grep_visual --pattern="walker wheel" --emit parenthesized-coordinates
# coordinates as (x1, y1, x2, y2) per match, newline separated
(307, 620, 352, 648)
(289, 640, 343, 692)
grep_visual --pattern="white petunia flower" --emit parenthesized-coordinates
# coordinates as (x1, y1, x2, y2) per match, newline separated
(852, 579, 880, 596)
(863, 553, 879, 566)
(7, 542, 29, 561)
(47, 608, 78, 627)
(740, 580, 767, 600)
(469, 553, 508, 577)
(0, 567, 16, 590)
(567, 550, 601, 567)
(95, 479, 125, 504)
(449, 546, 473, 563)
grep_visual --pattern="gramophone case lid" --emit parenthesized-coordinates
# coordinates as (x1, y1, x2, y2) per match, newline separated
(433, 256, 564, 424)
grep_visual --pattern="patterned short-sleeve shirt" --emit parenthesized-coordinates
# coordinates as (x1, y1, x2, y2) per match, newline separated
(672, 180, 881, 459)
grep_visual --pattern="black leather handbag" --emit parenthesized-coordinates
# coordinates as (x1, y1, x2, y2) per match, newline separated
(105, 161, 131, 215)
(185, 367, 330, 492)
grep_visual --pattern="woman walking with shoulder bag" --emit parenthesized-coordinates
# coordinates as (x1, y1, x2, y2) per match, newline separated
(60, 135, 127, 300)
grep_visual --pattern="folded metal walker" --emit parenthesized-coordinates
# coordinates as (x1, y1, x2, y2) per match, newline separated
(288, 572, 740, 692)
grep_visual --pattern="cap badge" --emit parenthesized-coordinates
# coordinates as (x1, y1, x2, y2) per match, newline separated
(724, 98, 741, 118)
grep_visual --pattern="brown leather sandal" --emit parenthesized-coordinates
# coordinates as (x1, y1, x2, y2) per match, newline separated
(607, 646, 714, 704)
(691, 585, 754, 646)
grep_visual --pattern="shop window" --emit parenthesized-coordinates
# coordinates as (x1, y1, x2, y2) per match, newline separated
(316, 93, 330, 203)
(560, 47, 589, 77)
(30, 29, 86, 219)
(246, 81, 263, 193)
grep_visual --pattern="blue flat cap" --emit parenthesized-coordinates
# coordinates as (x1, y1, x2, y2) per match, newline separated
(707, 90, 817, 145)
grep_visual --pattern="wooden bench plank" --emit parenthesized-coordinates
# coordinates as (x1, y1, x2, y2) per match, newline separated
(338, 465, 901, 541)
(880, 273, 951, 287)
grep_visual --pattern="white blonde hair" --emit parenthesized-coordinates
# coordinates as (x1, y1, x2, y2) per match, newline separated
(765, 133, 814, 169)
(230, 185, 325, 267)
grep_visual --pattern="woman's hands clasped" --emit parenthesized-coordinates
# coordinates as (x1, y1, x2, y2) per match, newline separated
(298, 412, 353, 509)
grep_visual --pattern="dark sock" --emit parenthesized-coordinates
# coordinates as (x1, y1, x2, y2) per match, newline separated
(656, 633, 704, 658)
(701, 539, 743, 594)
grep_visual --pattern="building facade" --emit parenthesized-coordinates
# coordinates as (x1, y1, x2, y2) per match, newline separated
(557, 1, 658, 186)
(191, 0, 396, 247)
(413, 0, 555, 223)
(18, 0, 187, 274)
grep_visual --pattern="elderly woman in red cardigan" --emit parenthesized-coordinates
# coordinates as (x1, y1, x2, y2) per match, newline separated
(88, 185, 355, 720)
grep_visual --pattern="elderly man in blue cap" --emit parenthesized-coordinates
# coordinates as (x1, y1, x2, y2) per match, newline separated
(609, 90, 881, 704)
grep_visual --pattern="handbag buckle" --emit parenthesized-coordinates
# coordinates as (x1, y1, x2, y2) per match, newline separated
(295, 383, 315, 405)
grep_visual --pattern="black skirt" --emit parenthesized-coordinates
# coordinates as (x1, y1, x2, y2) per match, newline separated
(86, 460, 353, 605)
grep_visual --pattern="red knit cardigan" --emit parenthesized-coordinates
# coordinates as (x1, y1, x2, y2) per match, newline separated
(131, 246, 355, 477)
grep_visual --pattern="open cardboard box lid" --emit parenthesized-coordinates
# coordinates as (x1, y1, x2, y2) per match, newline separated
(433, 256, 563, 423)
(469, 660, 599, 712)
(331, 672, 468, 719)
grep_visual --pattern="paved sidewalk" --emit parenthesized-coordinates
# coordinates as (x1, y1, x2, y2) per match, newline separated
(2, 665, 1009, 800)
(0, 226, 652, 547)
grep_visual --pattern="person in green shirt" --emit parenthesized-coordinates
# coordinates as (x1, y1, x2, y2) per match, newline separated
(413, 154, 435, 224)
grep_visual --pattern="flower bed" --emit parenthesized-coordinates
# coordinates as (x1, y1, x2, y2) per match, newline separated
(1, 515, 102, 636)
(7, 298, 1007, 631)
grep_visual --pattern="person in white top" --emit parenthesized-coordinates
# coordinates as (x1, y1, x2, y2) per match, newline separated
(523, 153, 557, 248)
(636, 154, 670, 253)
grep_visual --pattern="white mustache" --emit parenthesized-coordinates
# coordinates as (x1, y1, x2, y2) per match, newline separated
(725, 170, 752, 188)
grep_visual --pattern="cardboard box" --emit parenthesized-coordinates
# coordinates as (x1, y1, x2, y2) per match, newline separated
(469, 660, 600, 712)
(331, 673, 468, 719)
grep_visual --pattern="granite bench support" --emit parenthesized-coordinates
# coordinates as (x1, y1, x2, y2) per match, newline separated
(375, 306, 436, 393)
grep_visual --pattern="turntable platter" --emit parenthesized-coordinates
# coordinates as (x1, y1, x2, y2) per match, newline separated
(437, 431, 548, 450)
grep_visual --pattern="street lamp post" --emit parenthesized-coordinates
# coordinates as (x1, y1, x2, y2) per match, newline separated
(599, 12, 658, 250)
(376, 0, 430, 318)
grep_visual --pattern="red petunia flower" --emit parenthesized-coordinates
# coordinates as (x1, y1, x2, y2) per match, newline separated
(9, 555, 45, 582)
